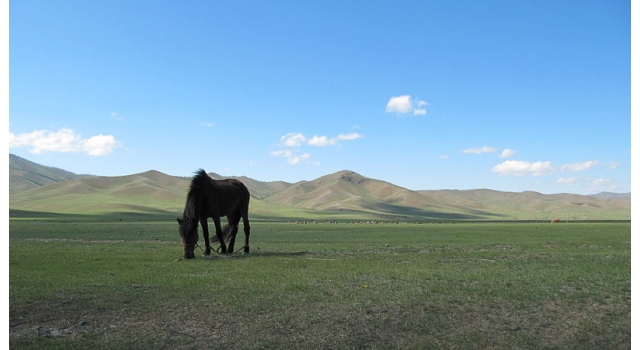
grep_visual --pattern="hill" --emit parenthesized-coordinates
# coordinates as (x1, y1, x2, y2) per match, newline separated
(418, 189, 631, 221)
(588, 192, 631, 200)
(9, 154, 93, 193)
(8, 154, 631, 221)
(10, 170, 189, 215)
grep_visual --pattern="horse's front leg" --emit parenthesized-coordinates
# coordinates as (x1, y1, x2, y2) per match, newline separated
(200, 218, 212, 256)
(213, 216, 228, 254)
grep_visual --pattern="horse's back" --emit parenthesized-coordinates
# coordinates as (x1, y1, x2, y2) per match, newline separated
(216, 179, 250, 201)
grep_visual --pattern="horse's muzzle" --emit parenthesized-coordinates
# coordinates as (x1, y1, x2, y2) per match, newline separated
(183, 244, 196, 259)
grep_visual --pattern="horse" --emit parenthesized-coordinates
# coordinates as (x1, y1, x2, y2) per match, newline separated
(551, 218, 560, 224)
(177, 169, 251, 259)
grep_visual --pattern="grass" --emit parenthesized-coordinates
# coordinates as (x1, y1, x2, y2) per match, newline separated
(9, 218, 631, 349)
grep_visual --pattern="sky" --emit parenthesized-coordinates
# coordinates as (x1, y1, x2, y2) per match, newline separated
(7, 0, 632, 195)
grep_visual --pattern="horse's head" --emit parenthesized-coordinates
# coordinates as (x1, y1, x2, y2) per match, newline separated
(177, 217, 199, 259)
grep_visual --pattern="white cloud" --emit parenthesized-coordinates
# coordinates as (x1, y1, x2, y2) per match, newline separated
(498, 149, 516, 158)
(82, 134, 119, 156)
(590, 178, 612, 187)
(413, 108, 427, 115)
(587, 178, 618, 192)
(561, 161, 597, 172)
(269, 150, 312, 165)
(280, 132, 362, 148)
(281, 132, 307, 147)
(9, 128, 120, 156)
(492, 160, 555, 176)
(463, 146, 496, 154)
(272, 132, 362, 165)
(386, 95, 413, 113)
(110, 112, 124, 121)
(385, 95, 428, 115)
(556, 176, 580, 184)
(607, 162, 620, 169)
(336, 133, 363, 141)
(307, 135, 335, 147)
(413, 100, 428, 115)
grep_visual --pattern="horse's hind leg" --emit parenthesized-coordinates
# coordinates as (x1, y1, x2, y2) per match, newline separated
(227, 225, 239, 254)
(213, 216, 228, 254)
(226, 212, 241, 254)
(242, 211, 251, 254)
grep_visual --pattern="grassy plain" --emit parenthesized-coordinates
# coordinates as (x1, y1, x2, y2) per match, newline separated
(9, 217, 630, 349)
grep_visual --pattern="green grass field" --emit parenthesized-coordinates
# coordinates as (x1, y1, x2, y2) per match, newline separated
(9, 218, 630, 349)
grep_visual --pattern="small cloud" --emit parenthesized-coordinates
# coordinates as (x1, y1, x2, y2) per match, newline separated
(556, 176, 581, 184)
(492, 160, 555, 176)
(463, 146, 496, 154)
(588, 178, 618, 192)
(386, 95, 413, 113)
(198, 122, 214, 128)
(588, 177, 619, 192)
(499, 149, 516, 158)
(561, 161, 597, 172)
(307, 135, 335, 147)
(110, 112, 124, 121)
(281, 132, 307, 147)
(413, 100, 428, 115)
(270, 150, 312, 165)
(83, 134, 119, 156)
(336, 133, 363, 141)
(590, 178, 612, 187)
(385, 95, 428, 116)
(272, 131, 362, 165)
(413, 108, 427, 115)
(607, 162, 620, 169)
(280, 132, 362, 148)
(9, 128, 121, 156)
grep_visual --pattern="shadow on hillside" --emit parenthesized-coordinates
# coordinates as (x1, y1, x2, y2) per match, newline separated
(353, 202, 502, 221)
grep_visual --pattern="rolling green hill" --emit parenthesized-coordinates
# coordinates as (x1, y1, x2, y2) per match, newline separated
(8, 154, 631, 221)
(9, 154, 93, 193)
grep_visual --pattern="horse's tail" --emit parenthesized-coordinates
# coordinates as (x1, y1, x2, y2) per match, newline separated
(212, 209, 242, 244)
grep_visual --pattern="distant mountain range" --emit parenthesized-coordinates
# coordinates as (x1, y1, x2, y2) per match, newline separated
(9, 154, 631, 221)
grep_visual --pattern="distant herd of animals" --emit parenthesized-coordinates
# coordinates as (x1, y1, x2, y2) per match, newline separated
(176, 170, 565, 259)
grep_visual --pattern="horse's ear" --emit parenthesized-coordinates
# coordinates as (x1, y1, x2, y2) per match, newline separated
(176, 218, 182, 224)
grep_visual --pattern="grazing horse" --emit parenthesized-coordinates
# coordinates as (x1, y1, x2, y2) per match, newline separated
(551, 218, 560, 223)
(177, 169, 251, 259)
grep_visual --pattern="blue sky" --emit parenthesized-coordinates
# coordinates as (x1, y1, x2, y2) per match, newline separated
(8, 0, 631, 194)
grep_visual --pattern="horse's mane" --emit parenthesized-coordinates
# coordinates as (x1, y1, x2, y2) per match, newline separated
(182, 169, 211, 219)
(189, 169, 210, 192)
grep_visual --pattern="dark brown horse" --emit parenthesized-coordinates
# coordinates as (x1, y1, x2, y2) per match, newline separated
(177, 169, 251, 259)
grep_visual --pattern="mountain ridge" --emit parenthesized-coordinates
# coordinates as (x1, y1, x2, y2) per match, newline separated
(9, 154, 631, 221)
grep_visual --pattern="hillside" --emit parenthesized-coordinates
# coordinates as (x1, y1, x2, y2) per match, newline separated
(418, 189, 631, 221)
(10, 170, 190, 215)
(9, 154, 93, 193)
(8, 154, 631, 221)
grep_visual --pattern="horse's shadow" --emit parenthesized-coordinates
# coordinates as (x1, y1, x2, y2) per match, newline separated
(197, 250, 311, 261)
